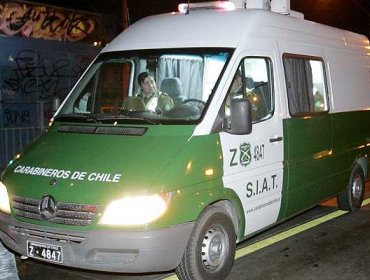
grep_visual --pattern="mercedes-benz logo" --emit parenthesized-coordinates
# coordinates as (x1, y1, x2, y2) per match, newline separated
(39, 195, 57, 220)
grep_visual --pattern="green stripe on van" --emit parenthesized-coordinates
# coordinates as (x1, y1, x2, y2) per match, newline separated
(280, 110, 370, 219)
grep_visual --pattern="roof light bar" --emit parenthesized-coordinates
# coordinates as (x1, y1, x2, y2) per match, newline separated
(178, 1, 236, 13)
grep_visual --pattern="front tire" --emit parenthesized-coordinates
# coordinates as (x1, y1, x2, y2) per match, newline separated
(175, 206, 236, 280)
(337, 164, 365, 212)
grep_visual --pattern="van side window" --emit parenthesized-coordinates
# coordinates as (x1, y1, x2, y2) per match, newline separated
(225, 57, 274, 123)
(283, 55, 329, 116)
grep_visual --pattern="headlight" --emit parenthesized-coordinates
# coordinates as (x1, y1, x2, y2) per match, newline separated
(0, 182, 11, 214)
(99, 195, 168, 225)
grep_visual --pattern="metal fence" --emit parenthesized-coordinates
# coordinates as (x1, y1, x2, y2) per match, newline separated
(0, 127, 43, 171)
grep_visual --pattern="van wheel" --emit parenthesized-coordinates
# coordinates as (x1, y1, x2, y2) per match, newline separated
(337, 164, 365, 212)
(175, 206, 236, 280)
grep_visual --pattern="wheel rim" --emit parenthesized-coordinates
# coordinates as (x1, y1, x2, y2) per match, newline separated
(201, 225, 228, 271)
(352, 174, 363, 202)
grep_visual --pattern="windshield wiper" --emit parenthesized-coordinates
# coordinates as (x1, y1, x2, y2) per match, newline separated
(93, 113, 160, 125)
(54, 114, 100, 124)
(55, 113, 160, 125)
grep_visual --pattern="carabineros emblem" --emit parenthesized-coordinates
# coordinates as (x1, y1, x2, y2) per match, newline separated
(240, 143, 251, 167)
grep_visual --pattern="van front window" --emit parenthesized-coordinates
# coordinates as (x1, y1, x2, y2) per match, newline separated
(56, 49, 231, 124)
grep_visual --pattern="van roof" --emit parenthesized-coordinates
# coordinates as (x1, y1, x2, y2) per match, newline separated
(103, 9, 369, 53)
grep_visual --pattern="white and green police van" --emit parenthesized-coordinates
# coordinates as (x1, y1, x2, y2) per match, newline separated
(0, 0, 369, 279)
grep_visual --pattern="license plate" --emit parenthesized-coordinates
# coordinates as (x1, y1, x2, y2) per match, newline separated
(27, 241, 63, 263)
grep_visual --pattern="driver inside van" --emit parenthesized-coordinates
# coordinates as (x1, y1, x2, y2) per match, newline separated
(225, 69, 265, 121)
(225, 70, 244, 117)
(125, 72, 174, 114)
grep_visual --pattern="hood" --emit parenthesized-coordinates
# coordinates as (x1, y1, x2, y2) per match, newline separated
(2, 123, 195, 206)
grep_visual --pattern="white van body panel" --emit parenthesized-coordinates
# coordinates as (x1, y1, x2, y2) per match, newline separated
(103, 11, 246, 51)
(103, 9, 368, 53)
(104, 9, 368, 135)
(324, 46, 370, 112)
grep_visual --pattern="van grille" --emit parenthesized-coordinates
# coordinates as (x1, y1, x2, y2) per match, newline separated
(12, 226, 86, 244)
(12, 196, 99, 226)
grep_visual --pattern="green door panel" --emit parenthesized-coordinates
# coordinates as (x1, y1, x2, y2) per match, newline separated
(283, 110, 370, 218)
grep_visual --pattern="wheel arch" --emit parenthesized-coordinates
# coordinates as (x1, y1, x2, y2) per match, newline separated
(355, 155, 369, 179)
(211, 189, 246, 242)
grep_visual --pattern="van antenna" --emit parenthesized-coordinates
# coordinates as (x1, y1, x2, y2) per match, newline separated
(186, 0, 190, 14)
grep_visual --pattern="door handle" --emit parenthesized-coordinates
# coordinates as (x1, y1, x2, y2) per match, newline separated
(269, 136, 283, 143)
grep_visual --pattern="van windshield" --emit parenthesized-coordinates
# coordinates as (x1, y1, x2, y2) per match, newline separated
(56, 49, 231, 124)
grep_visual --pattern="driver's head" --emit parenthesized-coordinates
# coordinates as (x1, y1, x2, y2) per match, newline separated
(138, 72, 157, 95)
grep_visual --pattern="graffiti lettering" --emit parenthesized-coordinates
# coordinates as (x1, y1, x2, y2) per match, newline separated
(2, 50, 86, 100)
(4, 108, 31, 124)
(0, 1, 98, 42)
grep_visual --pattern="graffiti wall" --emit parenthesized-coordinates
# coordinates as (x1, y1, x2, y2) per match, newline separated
(0, 36, 99, 128)
(0, 0, 100, 43)
(0, 35, 99, 169)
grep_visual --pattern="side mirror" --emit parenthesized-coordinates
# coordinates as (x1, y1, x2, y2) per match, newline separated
(224, 98, 252, 135)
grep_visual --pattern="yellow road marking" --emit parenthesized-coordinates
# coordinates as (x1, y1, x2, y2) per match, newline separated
(235, 209, 346, 258)
(362, 197, 370, 207)
(162, 276, 178, 280)
(162, 198, 370, 280)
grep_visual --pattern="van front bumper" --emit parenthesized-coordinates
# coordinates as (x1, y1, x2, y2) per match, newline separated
(0, 212, 195, 273)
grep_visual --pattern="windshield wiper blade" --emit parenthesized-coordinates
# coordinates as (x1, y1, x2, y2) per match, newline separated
(93, 113, 160, 125)
(54, 114, 99, 123)
(55, 113, 160, 125)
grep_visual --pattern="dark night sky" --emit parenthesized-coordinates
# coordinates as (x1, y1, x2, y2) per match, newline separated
(127, 0, 370, 37)
(33, 0, 370, 39)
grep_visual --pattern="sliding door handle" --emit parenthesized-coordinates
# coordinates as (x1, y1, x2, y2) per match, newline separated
(269, 136, 283, 143)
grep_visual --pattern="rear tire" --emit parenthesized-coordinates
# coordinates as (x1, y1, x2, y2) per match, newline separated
(337, 164, 365, 212)
(175, 205, 236, 280)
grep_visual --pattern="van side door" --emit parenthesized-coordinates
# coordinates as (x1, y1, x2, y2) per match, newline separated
(218, 53, 285, 237)
(282, 53, 332, 216)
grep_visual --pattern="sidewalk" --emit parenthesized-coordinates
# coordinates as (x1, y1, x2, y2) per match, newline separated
(0, 242, 19, 280)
